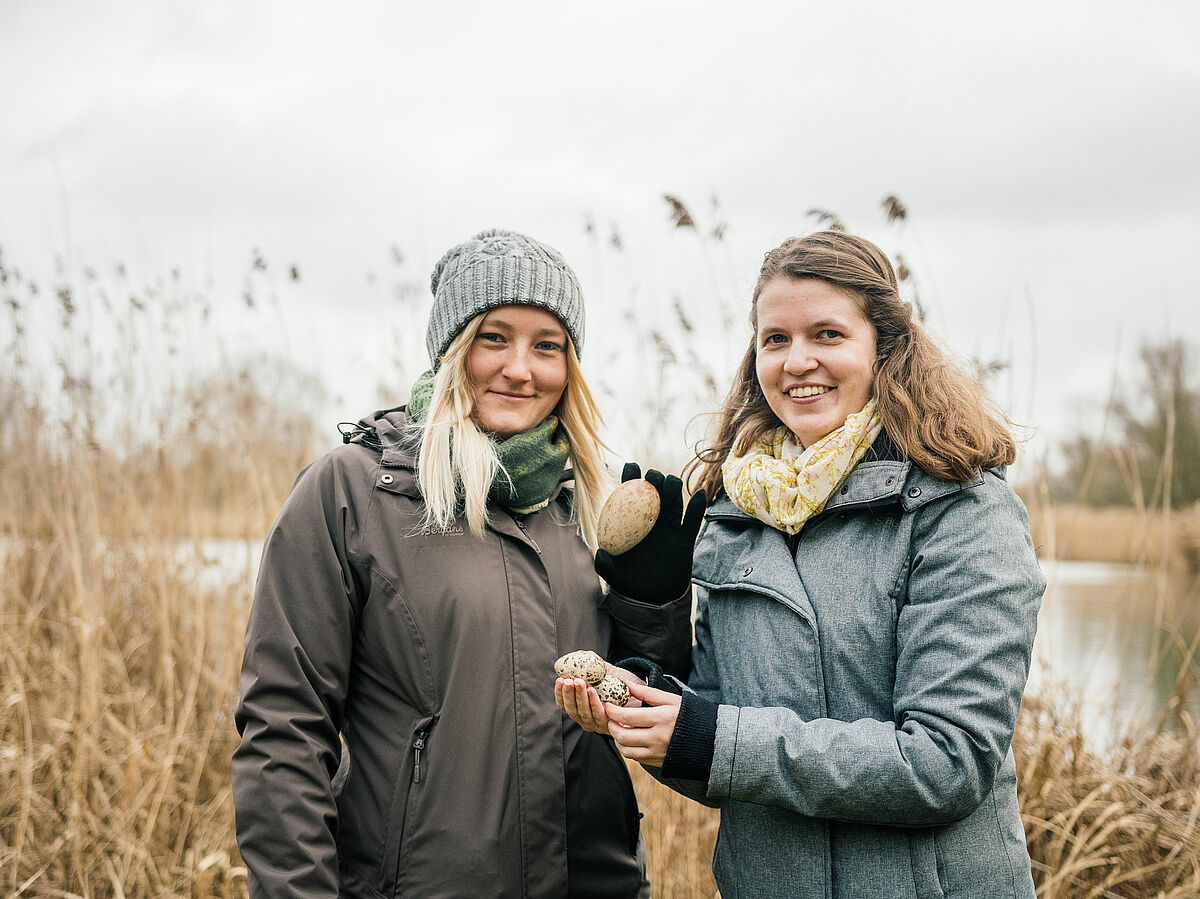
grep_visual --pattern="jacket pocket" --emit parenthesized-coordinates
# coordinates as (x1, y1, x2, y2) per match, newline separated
(378, 716, 435, 896)
(908, 828, 946, 899)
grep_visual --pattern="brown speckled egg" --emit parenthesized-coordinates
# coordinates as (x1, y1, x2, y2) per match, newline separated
(596, 674, 630, 706)
(597, 479, 660, 555)
(554, 650, 606, 686)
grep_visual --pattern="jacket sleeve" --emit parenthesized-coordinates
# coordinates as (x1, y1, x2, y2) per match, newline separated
(232, 453, 360, 897)
(706, 474, 1045, 827)
(600, 586, 693, 680)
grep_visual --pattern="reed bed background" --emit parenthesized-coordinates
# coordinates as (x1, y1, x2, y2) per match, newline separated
(1024, 502, 1200, 571)
(3, 227, 1200, 897)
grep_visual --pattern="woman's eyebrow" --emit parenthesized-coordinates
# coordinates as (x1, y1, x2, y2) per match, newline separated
(809, 317, 850, 329)
(481, 314, 563, 330)
(492, 319, 563, 338)
(758, 316, 850, 330)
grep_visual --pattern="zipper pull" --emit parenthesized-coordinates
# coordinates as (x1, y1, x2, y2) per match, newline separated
(514, 519, 542, 555)
(412, 732, 427, 783)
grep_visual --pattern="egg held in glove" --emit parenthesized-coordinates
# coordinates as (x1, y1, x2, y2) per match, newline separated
(597, 479, 660, 555)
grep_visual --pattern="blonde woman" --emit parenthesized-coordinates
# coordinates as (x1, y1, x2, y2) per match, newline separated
(560, 231, 1046, 898)
(233, 230, 694, 898)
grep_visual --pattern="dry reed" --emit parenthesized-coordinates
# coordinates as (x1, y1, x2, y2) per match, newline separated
(1016, 690, 1200, 898)
(1, 470, 252, 894)
(0, 375, 299, 895)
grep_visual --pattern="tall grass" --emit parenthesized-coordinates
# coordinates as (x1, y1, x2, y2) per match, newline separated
(1, 246, 311, 892)
(1, 518, 249, 895)
(2, 547, 230, 887)
(0, 378, 295, 894)
(1017, 691, 1200, 897)
(2, 230, 1199, 896)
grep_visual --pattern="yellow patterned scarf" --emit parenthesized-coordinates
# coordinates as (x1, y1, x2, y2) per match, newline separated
(722, 401, 883, 535)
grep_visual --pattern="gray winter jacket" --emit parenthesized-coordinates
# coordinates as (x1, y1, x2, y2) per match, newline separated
(661, 439, 1045, 898)
(232, 408, 692, 898)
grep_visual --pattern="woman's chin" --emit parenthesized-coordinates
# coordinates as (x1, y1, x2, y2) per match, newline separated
(476, 414, 531, 439)
(779, 416, 836, 449)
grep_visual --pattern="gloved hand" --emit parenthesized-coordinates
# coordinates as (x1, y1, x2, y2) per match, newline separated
(595, 462, 706, 604)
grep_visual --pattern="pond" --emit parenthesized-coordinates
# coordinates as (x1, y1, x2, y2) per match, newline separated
(1030, 560, 1200, 747)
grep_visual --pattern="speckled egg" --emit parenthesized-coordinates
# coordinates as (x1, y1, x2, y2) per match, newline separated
(554, 650, 606, 686)
(596, 674, 630, 706)
(597, 479, 660, 555)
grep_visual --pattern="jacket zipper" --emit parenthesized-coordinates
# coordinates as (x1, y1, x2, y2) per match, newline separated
(513, 518, 542, 555)
(412, 731, 428, 783)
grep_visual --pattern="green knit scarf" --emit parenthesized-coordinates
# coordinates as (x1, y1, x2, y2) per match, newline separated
(408, 370, 570, 514)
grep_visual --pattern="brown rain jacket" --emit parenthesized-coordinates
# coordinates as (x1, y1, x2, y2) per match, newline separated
(232, 408, 692, 898)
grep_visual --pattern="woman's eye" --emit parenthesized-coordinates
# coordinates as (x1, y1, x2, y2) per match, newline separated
(817, 329, 842, 340)
(536, 340, 564, 352)
(478, 332, 504, 344)
(763, 333, 787, 346)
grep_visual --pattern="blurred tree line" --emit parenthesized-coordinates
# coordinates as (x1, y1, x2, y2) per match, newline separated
(1051, 339, 1200, 510)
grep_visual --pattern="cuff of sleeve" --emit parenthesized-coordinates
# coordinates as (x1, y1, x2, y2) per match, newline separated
(660, 692, 717, 782)
(616, 657, 682, 695)
(601, 585, 691, 626)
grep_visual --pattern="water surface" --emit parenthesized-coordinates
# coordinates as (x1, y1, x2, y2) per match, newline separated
(1030, 559, 1200, 746)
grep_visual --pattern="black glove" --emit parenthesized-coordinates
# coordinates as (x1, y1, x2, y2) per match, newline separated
(595, 462, 706, 604)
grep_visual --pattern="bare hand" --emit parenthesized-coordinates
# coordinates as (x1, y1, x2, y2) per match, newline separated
(604, 681, 682, 768)
(556, 665, 644, 735)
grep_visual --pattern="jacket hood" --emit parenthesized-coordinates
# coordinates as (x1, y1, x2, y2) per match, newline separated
(340, 405, 419, 468)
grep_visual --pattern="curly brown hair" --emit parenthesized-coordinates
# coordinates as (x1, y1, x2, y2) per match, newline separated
(685, 231, 1016, 500)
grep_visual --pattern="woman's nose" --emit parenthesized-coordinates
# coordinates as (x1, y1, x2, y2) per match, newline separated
(783, 342, 817, 375)
(501, 348, 533, 381)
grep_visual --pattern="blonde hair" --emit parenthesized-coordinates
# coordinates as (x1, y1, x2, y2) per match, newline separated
(417, 312, 612, 548)
(686, 231, 1016, 499)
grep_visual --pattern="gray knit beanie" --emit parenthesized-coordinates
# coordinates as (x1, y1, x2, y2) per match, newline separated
(426, 229, 585, 368)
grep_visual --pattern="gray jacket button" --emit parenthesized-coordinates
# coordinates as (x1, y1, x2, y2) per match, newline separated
(381, 473, 394, 485)
(907, 486, 921, 498)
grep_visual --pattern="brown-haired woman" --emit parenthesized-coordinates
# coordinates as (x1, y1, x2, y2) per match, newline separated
(558, 230, 1045, 898)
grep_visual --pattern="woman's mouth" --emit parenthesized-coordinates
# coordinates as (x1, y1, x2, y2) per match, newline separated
(787, 385, 832, 399)
(491, 391, 534, 401)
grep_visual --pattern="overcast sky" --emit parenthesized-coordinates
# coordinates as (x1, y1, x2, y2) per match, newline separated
(2, 1, 1198, 473)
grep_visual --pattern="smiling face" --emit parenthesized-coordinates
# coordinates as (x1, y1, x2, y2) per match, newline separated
(467, 305, 570, 439)
(755, 277, 878, 448)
